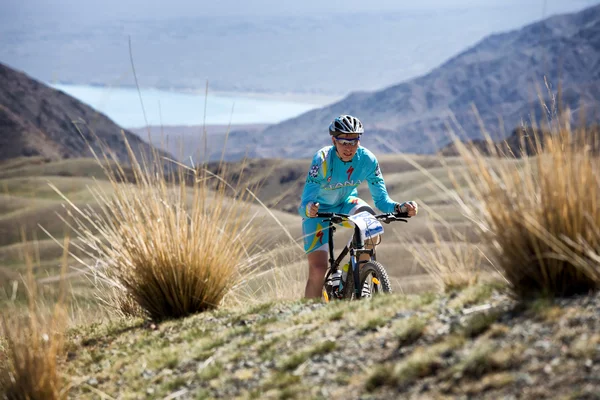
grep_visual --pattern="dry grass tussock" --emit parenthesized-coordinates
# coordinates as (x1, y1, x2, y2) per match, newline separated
(393, 102, 600, 297)
(46, 132, 262, 320)
(0, 236, 69, 400)
(450, 119, 600, 297)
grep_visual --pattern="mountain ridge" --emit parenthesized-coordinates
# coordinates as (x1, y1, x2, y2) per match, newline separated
(257, 4, 600, 158)
(0, 63, 167, 163)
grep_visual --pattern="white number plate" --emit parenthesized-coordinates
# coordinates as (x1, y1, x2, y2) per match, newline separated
(348, 211, 384, 242)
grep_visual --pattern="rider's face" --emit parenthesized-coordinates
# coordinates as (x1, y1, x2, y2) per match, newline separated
(332, 133, 360, 161)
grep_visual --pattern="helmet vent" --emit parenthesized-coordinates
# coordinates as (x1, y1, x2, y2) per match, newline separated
(328, 114, 364, 136)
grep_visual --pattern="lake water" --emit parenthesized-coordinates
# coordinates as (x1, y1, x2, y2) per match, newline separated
(50, 84, 321, 128)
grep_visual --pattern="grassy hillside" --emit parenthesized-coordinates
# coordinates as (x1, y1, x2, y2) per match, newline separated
(0, 151, 522, 317)
(0, 157, 303, 318)
(61, 284, 600, 399)
(204, 153, 520, 288)
(2, 120, 600, 399)
(0, 154, 485, 306)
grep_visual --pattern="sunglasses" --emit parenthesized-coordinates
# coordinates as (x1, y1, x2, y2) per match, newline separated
(334, 137, 360, 146)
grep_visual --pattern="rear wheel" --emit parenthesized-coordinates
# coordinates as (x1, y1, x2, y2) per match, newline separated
(344, 261, 392, 300)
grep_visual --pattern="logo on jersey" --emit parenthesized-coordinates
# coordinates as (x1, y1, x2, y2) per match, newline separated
(375, 164, 382, 176)
(309, 164, 320, 178)
(346, 166, 354, 181)
(307, 223, 325, 252)
(324, 180, 362, 190)
(316, 230, 324, 244)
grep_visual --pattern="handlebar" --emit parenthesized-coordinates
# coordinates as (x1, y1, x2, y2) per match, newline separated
(315, 211, 410, 224)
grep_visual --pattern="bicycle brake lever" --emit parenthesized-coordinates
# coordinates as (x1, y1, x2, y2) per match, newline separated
(386, 215, 409, 223)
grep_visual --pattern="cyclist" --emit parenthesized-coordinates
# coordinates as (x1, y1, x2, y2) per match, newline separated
(299, 114, 418, 299)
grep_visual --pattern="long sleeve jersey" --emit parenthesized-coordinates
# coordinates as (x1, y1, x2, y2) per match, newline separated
(298, 146, 398, 217)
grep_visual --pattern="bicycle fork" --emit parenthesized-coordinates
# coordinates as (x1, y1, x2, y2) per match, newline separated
(325, 219, 374, 299)
(350, 252, 360, 298)
(350, 224, 375, 298)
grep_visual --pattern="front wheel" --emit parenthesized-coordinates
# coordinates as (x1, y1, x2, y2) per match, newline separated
(344, 261, 392, 300)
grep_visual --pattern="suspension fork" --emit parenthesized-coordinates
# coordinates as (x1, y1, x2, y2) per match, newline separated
(327, 220, 335, 270)
(351, 224, 364, 298)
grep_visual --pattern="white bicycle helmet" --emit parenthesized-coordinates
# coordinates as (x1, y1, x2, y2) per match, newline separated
(328, 115, 364, 136)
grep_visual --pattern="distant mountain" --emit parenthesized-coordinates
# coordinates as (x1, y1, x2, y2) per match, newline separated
(258, 4, 600, 157)
(0, 63, 166, 162)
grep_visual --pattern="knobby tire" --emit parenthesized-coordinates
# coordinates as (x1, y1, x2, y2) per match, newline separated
(343, 260, 392, 300)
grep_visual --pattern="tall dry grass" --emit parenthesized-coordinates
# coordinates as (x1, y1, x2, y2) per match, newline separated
(400, 205, 490, 291)
(46, 132, 261, 320)
(449, 120, 600, 297)
(389, 97, 600, 297)
(0, 236, 69, 399)
(227, 244, 308, 306)
(387, 148, 498, 292)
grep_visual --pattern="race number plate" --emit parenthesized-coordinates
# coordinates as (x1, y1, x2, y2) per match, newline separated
(349, 211, 384, 242)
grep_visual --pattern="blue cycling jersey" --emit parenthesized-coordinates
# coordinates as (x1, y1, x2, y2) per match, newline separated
(298, 146, 398, 217)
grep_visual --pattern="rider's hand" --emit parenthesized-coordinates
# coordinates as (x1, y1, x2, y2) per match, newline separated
(307, 202, 320, 218)
(396, 201, 418, 217)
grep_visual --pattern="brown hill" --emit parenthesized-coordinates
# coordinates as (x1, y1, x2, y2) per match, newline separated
(205, 153, 465, 215)
(0, 104, 63, 160)
(440, 125, 600, 157)
(0, 62, 166, 163)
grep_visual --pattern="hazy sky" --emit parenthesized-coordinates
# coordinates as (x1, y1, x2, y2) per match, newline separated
(2, 0, 600, 96)
(3, 0, 600, 22)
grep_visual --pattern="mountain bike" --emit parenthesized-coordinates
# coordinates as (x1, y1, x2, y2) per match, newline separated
(315, 210, 410, 302)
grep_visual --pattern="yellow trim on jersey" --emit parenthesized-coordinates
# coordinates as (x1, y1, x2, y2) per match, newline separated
(321, 150, 328, 179)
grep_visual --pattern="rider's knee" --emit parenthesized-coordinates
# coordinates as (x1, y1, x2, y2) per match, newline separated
(308, 262, 328, 275)
(307, 252, 328, 273)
